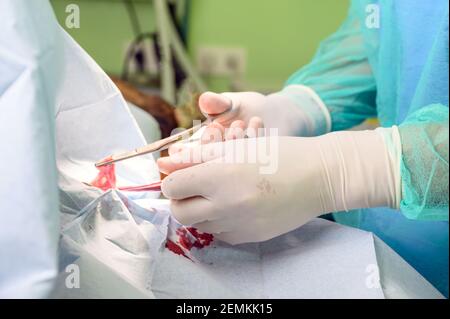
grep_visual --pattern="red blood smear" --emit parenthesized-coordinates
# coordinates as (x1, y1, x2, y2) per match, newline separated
(90, 157, 116, 191)
(177, 228, 195, 250)
(165, 239, 189, 259)
(166, 227, 214, 259)
(186, 227, 214, 248)
(176, 227, 214, 250)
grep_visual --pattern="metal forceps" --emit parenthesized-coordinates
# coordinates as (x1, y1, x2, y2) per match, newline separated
(94, 105, 235, 168)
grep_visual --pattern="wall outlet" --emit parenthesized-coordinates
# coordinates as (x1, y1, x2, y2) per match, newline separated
(196, 46, 246, 76)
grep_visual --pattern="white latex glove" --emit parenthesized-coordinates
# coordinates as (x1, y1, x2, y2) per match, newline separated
(158, 127, 401, 245)
(198, 85, 331, 143)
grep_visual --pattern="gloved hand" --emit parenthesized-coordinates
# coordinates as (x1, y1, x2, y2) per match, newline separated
(198, 85, 331, 143)
(158, 127, 401, 245)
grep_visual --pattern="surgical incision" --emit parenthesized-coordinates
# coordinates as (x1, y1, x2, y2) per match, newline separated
(90, 157, 161, 191)
(90, 157, 117, 191)
(90, 157, 214, 260)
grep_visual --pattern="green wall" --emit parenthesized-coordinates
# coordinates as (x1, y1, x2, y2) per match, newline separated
(51, 0, 349, 92)
(51, 0, 156, 75)
(188, 0, 349, 91)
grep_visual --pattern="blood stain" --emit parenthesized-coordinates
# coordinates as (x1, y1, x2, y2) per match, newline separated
(166, 227, 214, 260)
(165, 239, 189, 259)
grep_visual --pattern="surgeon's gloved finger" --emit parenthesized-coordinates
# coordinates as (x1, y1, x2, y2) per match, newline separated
(157, 155, 195, 175)
(168, 143, 187, 156)
(158, 142, 226, 174)
(214, 232, 243, 246)
(192, 220, 231, 234)
(246, 116, 264, 138)
(158, 143, 203, 174)
(161, 162, 216, 199)
(170, 196, 215, 225)
(198, 92, 232, 118)
(201, 122, 225, 144)
(225, 120, 246, 140)
(215, 229, 267, 245)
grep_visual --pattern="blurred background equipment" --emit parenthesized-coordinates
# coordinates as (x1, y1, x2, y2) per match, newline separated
(50, 0, 348, 135)
(120, 0, 207, 105)
(51, 0, 348, 92)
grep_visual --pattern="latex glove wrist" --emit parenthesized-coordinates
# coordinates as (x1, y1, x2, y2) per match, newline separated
(265, 85, 332, 136)
(312, 127, 401, 213)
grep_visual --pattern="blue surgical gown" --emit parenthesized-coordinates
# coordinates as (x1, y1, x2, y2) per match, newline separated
(286, 0, 449, 296)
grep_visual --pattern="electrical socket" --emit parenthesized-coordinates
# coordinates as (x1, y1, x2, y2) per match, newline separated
(196, 46, 246, 76)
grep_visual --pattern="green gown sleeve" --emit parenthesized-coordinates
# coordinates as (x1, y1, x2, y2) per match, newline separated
(398, 104, 449, 220)
(285, 1, 377, 131)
